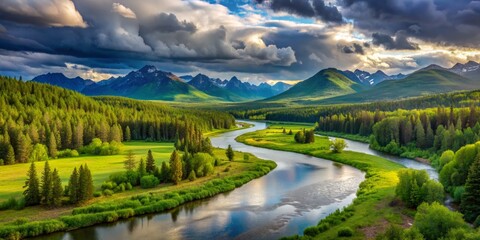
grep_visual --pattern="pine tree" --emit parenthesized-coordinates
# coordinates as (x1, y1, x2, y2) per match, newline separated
(73, 121, 84, 149)
(170, 150, 182, 184)
(425, 121, 434, 148)
(415, 119, 426, 148)
(124, 150, 136, 171)
(5, 144, 15, 165)
(23, 162, 40, 206)
(160, 161, 170, 183)
(68, 167, 79, 204)
(461, 156, 480, 222)
(146, 149, 155, 174)
(78, 164, 93, 202)
(124, 126, 131, 141)
(83, 164, 94, 201)
(40, 161, 52, 205)
(51, 169, 63, 207)
(16, 134, 31, 163)
(138, 158, 147, 177)
(78, 165, 86, 201)
(48, 132, 57, 159)
(226, 145, 234, 161)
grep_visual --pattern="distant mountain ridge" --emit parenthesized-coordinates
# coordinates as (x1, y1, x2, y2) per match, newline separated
(31, 65, 292, 102)
(32, 73, 95, 92)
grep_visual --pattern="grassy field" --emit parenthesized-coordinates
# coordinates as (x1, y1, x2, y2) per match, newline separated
(0, 145, 275, 224)
(0, 142, 175, 200)
(236, 123, 411, 239)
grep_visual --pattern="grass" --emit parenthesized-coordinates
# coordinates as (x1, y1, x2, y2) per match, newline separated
(236, 123, 410, 239)
(316, 131, 371, 143)
(0, 148, 276, 239)
(0, 142, 175, 200)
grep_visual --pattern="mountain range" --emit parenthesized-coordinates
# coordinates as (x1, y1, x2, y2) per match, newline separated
(32, 66, 292, 102)
(31, 61, 480, 104)
(267, 61, 480, 104)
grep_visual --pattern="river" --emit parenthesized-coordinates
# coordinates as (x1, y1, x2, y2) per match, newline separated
(34, 121, 436, 240)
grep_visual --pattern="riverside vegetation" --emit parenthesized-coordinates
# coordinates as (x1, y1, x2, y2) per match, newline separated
(236, 123, 480, 239)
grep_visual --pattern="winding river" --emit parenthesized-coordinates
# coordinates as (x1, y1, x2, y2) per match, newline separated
(35, 121, 435, 240)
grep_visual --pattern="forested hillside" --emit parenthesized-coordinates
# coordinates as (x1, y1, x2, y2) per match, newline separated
(0, 76, 235, 165)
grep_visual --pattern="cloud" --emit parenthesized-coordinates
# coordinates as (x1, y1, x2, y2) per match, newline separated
(341, 0, 480, 47)
(112, 3, 136, 19)
(341, 43, 365, 54)
(255, 0, 343, 23)
(372, 31, 419, 50)
(0, 0, 87, 27)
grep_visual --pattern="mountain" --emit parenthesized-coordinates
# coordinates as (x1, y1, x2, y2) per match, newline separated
(319, 69, 479, 104)
(81, 65, 219, 102)
(179, 75, 193, 82)
(32, 73, 95, 92)
(188, 74, 244, 101)
(349, 69, 406, 86)
(265, 68, 365, 102)
(187, 74, 291, 101)
(450, 61, 480, 80)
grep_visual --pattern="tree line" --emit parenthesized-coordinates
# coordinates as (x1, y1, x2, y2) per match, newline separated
(0, 77, 235, 165)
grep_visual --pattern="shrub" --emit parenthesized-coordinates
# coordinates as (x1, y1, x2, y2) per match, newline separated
(0, 197, 24, 210)
(57, 149, 79, 158)
(125, 182, 133, 190)
(103, 189, 114, 196)
(337, 227, 354, 237)
(188, 170, 196, 182)
(140, 175, 159, 189)
(303, 226, 320, 236)
(330, 139, 347, 153)
(413, 202, 468, 240)
(453, 186, 465, 203)
(93, 191, 102, 198)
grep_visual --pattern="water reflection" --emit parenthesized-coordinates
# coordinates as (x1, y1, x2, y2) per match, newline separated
(34, 121, 365, 240)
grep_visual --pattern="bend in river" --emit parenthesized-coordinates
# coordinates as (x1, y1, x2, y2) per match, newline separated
(35, 121, 365, 240)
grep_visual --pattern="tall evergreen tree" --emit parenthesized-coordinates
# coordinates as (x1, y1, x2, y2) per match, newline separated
(23, 162, 40, 206)
(160, 161, 170, 183)
(137, 158, 147, 177)
(146, 149, 155, 174)
(170, 150, 182, 185)
(124, 150, 136, 171)
(124, 126, 131, 141)
(40, 161, 52, 205)
(83, 164, 94, 201)
(226, 145, 234, 161)
(48, 132, 57, 159)
(460, 156, 480, 222)
(73, 121, 84, 149)
(51, 169, 63, 207)
(78, 165, 86, 201)
(16, 134, 31, 163)
(415, 119, 426, 148)
(5, 144, 15, 165)
(68, 167, 79, 204)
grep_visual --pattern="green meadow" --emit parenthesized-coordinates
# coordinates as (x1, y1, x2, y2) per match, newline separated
(0, 142, 174, 200)
(236, 123, 410, 239)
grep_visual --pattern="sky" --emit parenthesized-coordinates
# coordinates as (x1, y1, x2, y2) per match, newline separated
(0, 0, 480, 84)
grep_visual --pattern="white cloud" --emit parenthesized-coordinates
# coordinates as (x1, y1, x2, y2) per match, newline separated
(112, 3, 136, 19)
(0, 0, 87, 27)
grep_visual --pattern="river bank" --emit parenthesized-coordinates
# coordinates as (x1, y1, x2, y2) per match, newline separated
(236, 123, 412, 239)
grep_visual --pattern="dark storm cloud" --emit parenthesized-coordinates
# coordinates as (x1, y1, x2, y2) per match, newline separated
(372, 32, 419, 50)
(340, 43, 365, 54)
(141, 13, 197, 33)
(256, 0, 343, 23)
(341, 0, 480, 47)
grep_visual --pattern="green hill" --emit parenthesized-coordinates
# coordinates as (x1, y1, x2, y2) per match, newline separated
(317, 69, 479, 104)
(264, 68, 365, 103)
